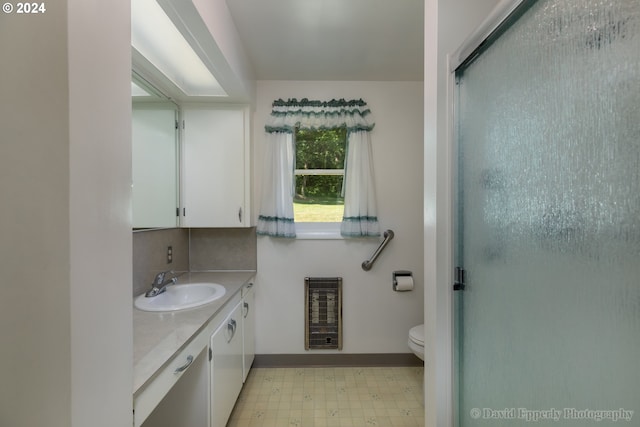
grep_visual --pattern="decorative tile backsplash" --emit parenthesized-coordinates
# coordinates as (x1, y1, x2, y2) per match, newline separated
(189, 228, 257, 272)
(132, 228, 189, 297)
(132, 227, 256, 296)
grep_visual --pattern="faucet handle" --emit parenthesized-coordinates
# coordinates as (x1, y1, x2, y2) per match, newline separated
(153, 270, 174, 285)
(153, 272, 165, 285)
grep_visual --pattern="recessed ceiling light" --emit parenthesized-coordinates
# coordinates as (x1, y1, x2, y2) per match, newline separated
(131, 0, 227, 97)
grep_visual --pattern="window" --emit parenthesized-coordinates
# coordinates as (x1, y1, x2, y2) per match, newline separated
(257, 98, 379, 239)
(294, 127, 347, 223)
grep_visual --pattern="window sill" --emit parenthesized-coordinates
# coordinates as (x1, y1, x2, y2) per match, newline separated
(295, 223, 344, 240)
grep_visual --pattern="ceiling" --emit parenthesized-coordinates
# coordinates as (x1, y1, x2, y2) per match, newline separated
(226, 0, 424, 82)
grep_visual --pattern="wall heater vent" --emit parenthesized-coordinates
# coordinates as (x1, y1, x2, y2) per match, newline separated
(305, 277, 342, 350)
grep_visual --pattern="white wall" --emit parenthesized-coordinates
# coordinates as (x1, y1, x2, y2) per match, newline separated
(0, 1, 132, 426)
(423, 0, 501, 425)
(1, 5, 72, 426)
(68, 0, 133, 425)
(254, 80, 424, 354)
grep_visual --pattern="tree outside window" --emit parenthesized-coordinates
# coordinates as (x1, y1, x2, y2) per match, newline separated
(294, 127, 347, 222)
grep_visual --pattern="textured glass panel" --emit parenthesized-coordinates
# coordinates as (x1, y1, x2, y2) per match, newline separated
(456, 0, 640, 425)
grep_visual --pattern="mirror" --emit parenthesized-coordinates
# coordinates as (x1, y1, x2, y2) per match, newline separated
(131, 82, 180, 228)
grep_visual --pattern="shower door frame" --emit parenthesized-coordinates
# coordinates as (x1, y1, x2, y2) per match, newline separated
(443, 1, 531, 426)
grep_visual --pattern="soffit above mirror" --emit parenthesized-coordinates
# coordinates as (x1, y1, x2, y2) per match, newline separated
(131, 0, 253, 103)
(131, 71, 172, 101)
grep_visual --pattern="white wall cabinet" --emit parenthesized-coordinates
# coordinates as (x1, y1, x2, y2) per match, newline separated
(242, 282, 255, 382)
(210, 302, 244, 427)
(181, 106, 250, 228)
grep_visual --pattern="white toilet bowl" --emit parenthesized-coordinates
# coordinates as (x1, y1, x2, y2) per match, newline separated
(408, 324, 425, 361)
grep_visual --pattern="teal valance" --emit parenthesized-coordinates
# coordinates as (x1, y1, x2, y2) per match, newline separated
(264, 98, 375, 134)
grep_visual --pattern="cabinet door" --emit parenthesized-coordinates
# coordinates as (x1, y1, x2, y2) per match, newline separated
(182, 107, 249, 227)
(242, 282, 255, 382)
(210, 302, 244, 427)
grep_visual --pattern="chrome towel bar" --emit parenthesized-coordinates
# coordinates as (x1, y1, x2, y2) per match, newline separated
(362, 229, 394, 271)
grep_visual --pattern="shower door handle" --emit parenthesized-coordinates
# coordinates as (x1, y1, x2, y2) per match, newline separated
(453, 267, 466, 291)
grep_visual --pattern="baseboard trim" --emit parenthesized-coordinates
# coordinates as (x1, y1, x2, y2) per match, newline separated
(253, 353, 423, 368)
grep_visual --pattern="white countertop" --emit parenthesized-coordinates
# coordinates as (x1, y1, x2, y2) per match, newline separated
(133, 271, 255, 395)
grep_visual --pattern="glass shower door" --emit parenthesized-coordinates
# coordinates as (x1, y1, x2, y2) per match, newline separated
(455, 0, 640, 425)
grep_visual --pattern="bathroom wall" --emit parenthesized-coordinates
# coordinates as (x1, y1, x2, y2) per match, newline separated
(132, 228, 257, 296)
(253, 80, 424, 354)
(2, 1, 133, 426)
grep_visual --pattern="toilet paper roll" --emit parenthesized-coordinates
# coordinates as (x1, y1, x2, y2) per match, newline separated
(394, 275, 414, 291)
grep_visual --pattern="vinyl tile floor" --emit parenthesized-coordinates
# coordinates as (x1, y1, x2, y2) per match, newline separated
(226, 366, 425, 427)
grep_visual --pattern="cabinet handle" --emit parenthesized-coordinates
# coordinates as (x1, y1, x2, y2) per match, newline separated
(227, 318, 237, 343)
(174, 355, 194, 374)
(243, 301, 250, 319)
(238, 207, 242, 223)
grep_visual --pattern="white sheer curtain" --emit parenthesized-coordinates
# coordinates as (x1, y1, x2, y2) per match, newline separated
(256, 132, 296, 237)
(257, 98, 379, 238)
(340, 130, 380, 237)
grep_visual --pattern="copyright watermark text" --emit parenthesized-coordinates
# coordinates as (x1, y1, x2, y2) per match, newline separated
(2, 2, 47, 14)
(470, 407, 634, 422)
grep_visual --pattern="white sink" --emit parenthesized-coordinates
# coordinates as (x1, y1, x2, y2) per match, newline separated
(134, 282, 226, 312)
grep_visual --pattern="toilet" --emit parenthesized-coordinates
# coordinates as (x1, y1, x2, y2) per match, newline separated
(408, 324, 425, 361)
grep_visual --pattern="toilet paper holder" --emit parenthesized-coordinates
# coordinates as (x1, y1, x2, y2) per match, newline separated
(392, 270, 413, 292)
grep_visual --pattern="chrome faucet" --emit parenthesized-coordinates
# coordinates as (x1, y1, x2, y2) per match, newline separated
(145, 270, 177, 297)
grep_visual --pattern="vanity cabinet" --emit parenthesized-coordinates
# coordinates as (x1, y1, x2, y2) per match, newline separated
(242, 282, 255, 382)
(134, 276, 255, 427)
(210, 302, 244, 427)
(181, 106, 251, 228)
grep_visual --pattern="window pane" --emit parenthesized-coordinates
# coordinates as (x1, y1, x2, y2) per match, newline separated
(294, 175, 344, 222)
(294, 127, 347, 223)
(296, 128, 346, 170)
